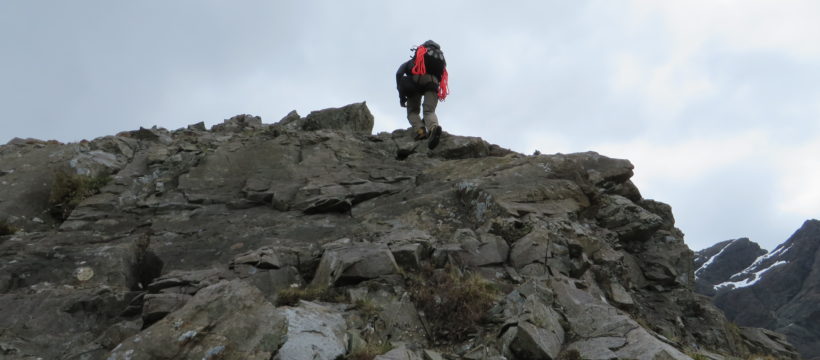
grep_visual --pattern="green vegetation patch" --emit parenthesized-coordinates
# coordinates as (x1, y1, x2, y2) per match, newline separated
(407, 265, 500, 342)
(0, 220, 19, 236)
(48, 171, 110, 221)
(344, 342, 392, 360)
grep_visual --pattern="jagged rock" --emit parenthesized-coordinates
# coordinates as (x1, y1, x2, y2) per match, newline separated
(614, 327, 691, 360)
(508, 321, 562, 360)
(566, 337, 626, 360)
(552, 277, 691, 360)
(596, 194, 664, 242)
(635, 230, 693, 287)
(142, 292, 192, 325)
(275, 301, 348, 360)
(277, 110, 301, 129)
(375, 346, 424, 360)
(0, 140, 73, 230)
(450, 229, 509, 267)
(609, 282, 634, 308)
(390, 242, 425, 270)
(311, 241, 401, 288)
(433, 134, 512, 159)
(108, 280, 287, 360)
(70, 149, 127, 176)
(212, 114, 263, 133)
(231, 246, 282, 269)
(422, 349, 446, 360)
(146, 268, 230, 294)
(301, 102, 374, 134)
(0, 102, 799, 360)
(187, 121, 207, 131)
(739, 327, 800, 359)
(509, 226, 549, 270)
(296, 180, 400, 214)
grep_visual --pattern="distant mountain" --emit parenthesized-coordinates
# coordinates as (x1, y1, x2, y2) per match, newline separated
(695, 219, 820, 360)
(694, 238, 766, 296)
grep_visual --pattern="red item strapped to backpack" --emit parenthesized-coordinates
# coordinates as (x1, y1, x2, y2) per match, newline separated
(438, 68, 449, 101)
(411, 46, 449, 101)
(411, 46, 428, 75)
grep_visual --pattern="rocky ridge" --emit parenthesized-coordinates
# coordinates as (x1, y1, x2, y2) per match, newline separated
(696, 220, 820, 360)
(0, 102, 800, 359)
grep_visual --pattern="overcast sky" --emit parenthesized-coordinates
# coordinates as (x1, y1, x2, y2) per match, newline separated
(2, 1, 818, 251)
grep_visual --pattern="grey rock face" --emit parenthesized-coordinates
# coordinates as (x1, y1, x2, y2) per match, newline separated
(0, 103, 796, 360)
(301, 102, 374, 134)
(108, 280, 287, 360)
(311, 241, 401, 288)
(275, 301, 349, 360)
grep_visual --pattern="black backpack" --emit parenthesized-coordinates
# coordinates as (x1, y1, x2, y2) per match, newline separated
(401, 41, 449, 100)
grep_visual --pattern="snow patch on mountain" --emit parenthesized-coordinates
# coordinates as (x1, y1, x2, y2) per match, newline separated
(715, 260, 788, 291)
(695, 239, 735, 280)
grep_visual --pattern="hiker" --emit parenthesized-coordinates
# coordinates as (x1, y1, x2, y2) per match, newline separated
(396, 40, 449, 149)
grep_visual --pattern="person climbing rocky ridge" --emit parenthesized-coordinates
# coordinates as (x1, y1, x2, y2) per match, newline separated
(0, 102, 800, 359)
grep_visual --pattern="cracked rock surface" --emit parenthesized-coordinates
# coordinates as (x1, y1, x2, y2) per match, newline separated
(0, 103, 799, 360)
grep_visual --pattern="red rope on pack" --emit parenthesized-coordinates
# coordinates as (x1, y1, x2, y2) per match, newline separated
(411, 46, 427, 75)
(438, 68, 449, 101)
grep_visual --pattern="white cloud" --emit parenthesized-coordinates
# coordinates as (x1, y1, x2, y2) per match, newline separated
(631, 0, 820, 60)
(596, 130, 767, 187)
(611, 51, 716, 123)
(772, 137, 820, 216)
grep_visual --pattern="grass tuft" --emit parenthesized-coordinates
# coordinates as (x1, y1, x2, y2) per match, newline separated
(0, 220, 19, 236)
(558, 349, 582, 360)
(48, 171, 110, 220)
(407, 264, 499, 342)
(353, 298, 381, 320)
(344, 342, 392, 360)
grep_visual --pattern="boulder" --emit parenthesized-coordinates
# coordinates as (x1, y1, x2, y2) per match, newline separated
(451, 229, 509, 267)
(509, 227, 549, 270)
(552, 278, 690, 360)
(596, 194, 664, 242)
(142, 292, 192, 325)
(231, 246, 282, 269)
(302, 102, 374, 134)
(69, 149, 127, 176)
(507, 321, 562, 360)
(311, 241, 401, 288)
(275, 301, 348, 360)
(108, 280, 287, 360)
(566, 337, 626, 360)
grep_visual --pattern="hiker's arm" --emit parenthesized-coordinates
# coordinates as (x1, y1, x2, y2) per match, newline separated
(396, 60, 411, 106)
(396, 60, 411, 89)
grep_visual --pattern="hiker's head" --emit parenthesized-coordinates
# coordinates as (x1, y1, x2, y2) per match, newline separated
(422, 40, 440, 50)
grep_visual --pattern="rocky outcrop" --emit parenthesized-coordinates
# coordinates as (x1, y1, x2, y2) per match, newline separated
(696, 220, 820, 359)
(0, 103, 797, 360)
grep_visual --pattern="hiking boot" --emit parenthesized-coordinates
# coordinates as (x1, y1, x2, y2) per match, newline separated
(428, 125, 442, 149)
(414, 127, 429, 141)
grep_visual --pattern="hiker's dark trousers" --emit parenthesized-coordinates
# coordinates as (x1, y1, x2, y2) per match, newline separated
(406, 74, 439, 131)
